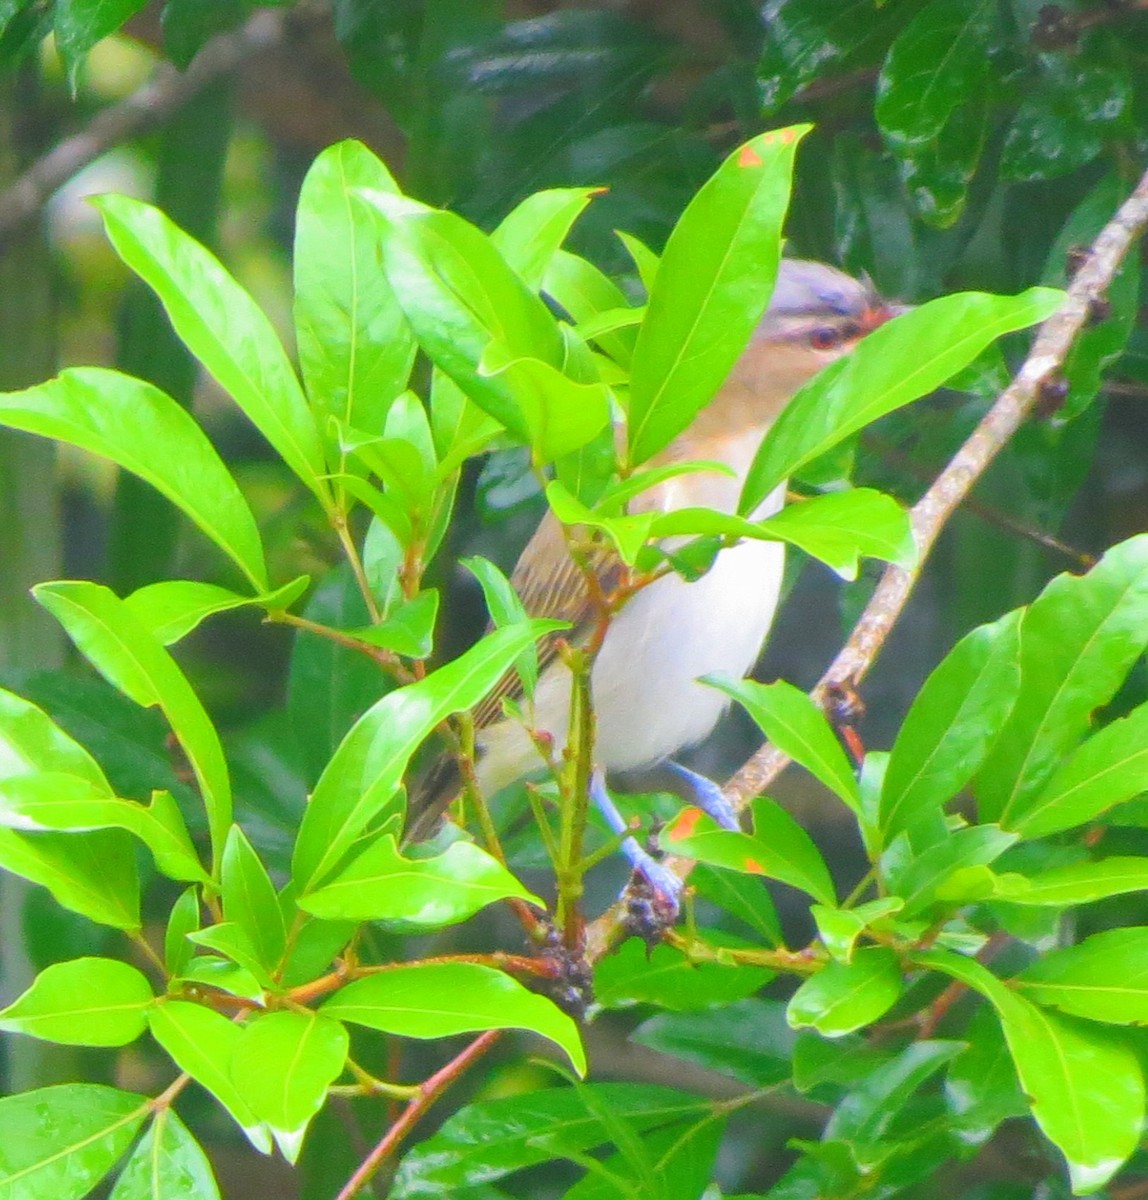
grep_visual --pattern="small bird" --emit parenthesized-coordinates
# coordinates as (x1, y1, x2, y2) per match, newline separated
(409, 259, 899, 888)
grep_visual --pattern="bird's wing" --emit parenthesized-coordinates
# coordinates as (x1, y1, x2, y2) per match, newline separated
(470, 511, 624, 732)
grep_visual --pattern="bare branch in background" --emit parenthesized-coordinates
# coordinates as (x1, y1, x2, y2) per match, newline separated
(0, 10, 284, 247)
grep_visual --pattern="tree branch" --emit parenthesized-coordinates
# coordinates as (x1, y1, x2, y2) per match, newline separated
(586, 163, 1148, 961)
(0, 10, 285, 247)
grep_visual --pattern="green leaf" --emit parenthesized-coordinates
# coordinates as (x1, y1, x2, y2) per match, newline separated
(997, 857, 1148, 906)
(294, 140, 415, 453)
(491, 187, 599, 290)
(300, 834, 541, 926)
(0, 774, 206, 883)
(0, 957, 152, 1046)
(978, 535, 1148, 826)
(615, 229, 659, 295)
(109, 1109, 221, 1200)
(945, 1006, 1027, 1147)
(887, 824, 1017, 918)
(479, 342, 611, 462)
(177, 956, 265, 1005)
(786, 947, 903, 1037)
(708, 677, 860, 813)
(0, 369, 268, 590)
(627, 127, 808, 464)
(462, 556, 538, 697)
(357, 190, 563, 439)
(1015, 928, 1148, 1025)
(33, 581, 232, 865)
(691, 864, 782, 946)
(94, 194, 328, 505)
(812, 898, 903, 964)
(160, 0, 243, 70)
(917, 948, 1145, 1193)
(1008, 697, 1148, 839)
(344, 590, 439, 660)
(124, 577, 309, 646)
(661, 796, 836, 906)
(231, 1011, 349, 1162)
(632, 999, 794, 1086)
(53, 0, 147, 87)
(187, 923, 273, 989)
(292, 620, 564, 892)
(0, 685, 111, 789)
(875, 0, 996, 153)
(0, 827, 140, 930)
(880, 612, 1022, 843)
(741, 287, 1066, 513)
(392, 1084, 708, 1197)
(321, 962, 585, 1074)
(594, 937, 774, 1013)
(544, 480, 654, 565)
(0, 1084, 147, 1200)
(222, 824, 286, 972)
(148, 1001, 272, 1154)
(543, 249, 636, 368)
(754, 488, 916, 579)
(165, 887, 200, 976)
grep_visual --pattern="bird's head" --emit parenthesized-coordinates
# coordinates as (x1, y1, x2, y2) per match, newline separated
(686, 259, 903, 446)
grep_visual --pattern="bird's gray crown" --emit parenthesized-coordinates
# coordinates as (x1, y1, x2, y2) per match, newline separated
(755, 258, 880, 341)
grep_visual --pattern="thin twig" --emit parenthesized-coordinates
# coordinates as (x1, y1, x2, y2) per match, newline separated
(0, 10, 285, 247)
(586, 164, 1148, 960)
(334, 1030, 501, 1200)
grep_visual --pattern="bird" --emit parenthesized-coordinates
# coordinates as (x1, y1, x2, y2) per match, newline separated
(407, 259, 900, 897)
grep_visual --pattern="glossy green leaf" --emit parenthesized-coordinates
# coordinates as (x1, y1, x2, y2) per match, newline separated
(741, 287, 1065, 512)
(222, 824, 286, 972)
(543, 249, 636, 368)
(1015, 928, 1148, 1025)
(148, 1001, 272, 1154)
(33, 581, 232, 864)
(321, 962, 585, 1074)
(292, 620, 564, 892)
(888, 824, 1017, 918)
(917, 948, 1145, 1193)
(1008, 698, 1148, 839)
(786, 947, 902, 1037)
(124, 577, 309, 646)
(615, 229, 659, 295)
(94, 195, 328, 504)
(53, 0, 147, 87)
(300, 834, 541, 926)
(462, 556, 538, 697)
(881, 612, 1022, 842)
(0, 369, 268, 590)
(0, 1084, 147, 1200)
(187, 923, 273, 988)
(231, 1011, 349, 1163)
(165, 887, 200, 976)
(978, 535, 1148, 826)
(0, 827, 140, 930)
(392, 1084, 708, 1197)
(491, 187, 598, 290)
(479, 342, 611, 462)
(358, 190, 563, 438)
(825, 1039, 962, 1145)
(662, 796, 836, 905)
(997, 857, 1148, 907)
(812, 898, 902, 964)
(160, 0, 243, 69)
(632, 999, 794, 1086)
(627, 127, 807, 465)
(0, 685, 110, 789)
(345, 590, 440, 660)
(545, 480, 654, 565)
(754, 488, 915, 579)
(109, 1109, 220, 1200)
(0, 957, 152, 1046)
(945, 1005, 1027, 1147)
(177, 956, 265, 1005)
(708, 677, 860, 813)
(294, 140, 415, 451)
(691, 864, 782, 946)
(875, 0, 995, 152)
(594, 937, 774, 1013)
(0, 774, 206, 883)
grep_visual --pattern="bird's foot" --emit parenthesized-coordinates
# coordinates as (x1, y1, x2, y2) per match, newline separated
(590, 769, 682, 928)
(657, 760, 741, 832)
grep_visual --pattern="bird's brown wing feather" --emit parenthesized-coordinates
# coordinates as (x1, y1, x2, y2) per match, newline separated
(469, 512, 623, 731)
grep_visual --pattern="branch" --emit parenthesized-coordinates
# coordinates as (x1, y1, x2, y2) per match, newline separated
(0, 10, 285, 247)
(586, 163, 1148, 960)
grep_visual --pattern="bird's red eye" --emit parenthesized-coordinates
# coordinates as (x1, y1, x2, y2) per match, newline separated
(808, 326, 843, 350)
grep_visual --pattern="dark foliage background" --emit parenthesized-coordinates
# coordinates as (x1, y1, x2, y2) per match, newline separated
(2, 1, 1148, 1197)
